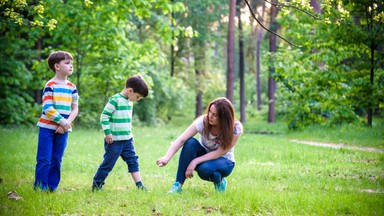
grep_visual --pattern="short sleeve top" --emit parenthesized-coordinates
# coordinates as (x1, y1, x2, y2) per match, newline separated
(194, 115, 243, 162)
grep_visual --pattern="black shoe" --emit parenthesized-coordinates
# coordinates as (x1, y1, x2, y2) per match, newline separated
(92, 182, 104, 192)
(137, 185, 148, 191)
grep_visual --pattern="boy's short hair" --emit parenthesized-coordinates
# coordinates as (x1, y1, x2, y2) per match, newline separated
(126, 75, 149, 97)
(47, 51, 73, 72)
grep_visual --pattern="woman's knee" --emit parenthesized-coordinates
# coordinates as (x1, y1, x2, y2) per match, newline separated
(182, 137, 200, 151)
(196, 163, 214, 181)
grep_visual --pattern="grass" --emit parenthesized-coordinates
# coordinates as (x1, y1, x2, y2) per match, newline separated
(0, 115, 383, 215)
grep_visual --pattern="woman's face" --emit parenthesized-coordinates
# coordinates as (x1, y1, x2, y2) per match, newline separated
(208, 104, 220, 126)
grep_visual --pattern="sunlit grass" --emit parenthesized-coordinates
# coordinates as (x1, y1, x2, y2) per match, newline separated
(0, 116, 383, 215)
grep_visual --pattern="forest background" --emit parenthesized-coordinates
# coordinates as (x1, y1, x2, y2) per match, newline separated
(1, 0, 383, 130)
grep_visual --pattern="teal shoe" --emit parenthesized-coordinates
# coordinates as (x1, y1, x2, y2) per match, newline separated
(214, 178, 227, 192)
(168, 182, 182, 193)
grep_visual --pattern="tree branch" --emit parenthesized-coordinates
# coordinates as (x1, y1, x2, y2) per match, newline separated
(244, 0, 301, 48)
(264, 0, 322, 20)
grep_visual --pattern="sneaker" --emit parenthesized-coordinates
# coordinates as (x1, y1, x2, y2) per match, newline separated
(214, 178, 227, 192)
(137, 185, 148, 191)
(92, 182, 104, 192)
(168, 182, 182, 193)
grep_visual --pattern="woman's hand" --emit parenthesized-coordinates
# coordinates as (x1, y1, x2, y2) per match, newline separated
(156, 157, 169, 167)
(185, 160, 198, 178)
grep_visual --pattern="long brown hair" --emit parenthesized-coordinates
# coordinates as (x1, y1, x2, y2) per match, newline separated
(203, 97, 235, 150)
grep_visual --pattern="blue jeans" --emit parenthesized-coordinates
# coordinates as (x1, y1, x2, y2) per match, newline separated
(93, 138, 139, 185)
(34, 127, 68, 191)
(176, 137, 235, 184)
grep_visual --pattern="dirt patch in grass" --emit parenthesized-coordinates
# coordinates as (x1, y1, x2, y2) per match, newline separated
(290, 140, 383, 153)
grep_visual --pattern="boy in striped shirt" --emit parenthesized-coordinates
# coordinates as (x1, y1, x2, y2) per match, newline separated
(34, 51, 79, 191)
(92, 75, 149, 191)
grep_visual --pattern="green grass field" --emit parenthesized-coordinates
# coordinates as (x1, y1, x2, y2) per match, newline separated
(0, 116, 383, 215)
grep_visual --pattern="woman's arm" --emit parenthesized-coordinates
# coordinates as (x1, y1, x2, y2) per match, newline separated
(185, 133, 241, 178)
(157, 122, 198, 167)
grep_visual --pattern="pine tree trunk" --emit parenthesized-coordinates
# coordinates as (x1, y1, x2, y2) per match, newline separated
(268, 0, 278, 123)
(194, 41, 205, 118)
(237, 0, 246, 123)
(226, 0, 236, 102)
(256, 2, 265, 111)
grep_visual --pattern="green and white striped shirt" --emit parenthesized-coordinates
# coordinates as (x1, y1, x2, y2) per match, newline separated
(100, 93, 133, 141)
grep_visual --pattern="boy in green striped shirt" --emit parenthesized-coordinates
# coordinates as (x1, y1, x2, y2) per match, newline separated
(92, 75, 149, 191)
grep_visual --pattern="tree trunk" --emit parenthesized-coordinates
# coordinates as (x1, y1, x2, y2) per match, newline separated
(194, 41, 205, 118)
(256, 2, 265, 111)
(34, 39, 42, 104)
(368, 0, 375, 127)
(310, 0, 320, 13)
(268, 0, 278, 123)
(226, 0, 236, 103)
(195, 89, 202, 118)
(170, 0, 175, 77)
(237, 0, 246, 123)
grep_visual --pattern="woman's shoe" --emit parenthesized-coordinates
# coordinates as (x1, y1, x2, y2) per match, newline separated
(214, 178, 227, 192)
(168, 182, 182, 193)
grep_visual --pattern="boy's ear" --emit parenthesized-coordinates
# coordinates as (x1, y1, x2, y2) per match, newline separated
(127, 87, 134, 93)
(54, 63, 60, 71)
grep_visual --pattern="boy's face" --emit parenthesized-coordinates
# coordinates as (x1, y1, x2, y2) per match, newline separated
(127, 88, 143, 102)
(55, 59, 73, 75)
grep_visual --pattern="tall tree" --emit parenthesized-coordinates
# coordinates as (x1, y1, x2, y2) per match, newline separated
(170, 0, 176, 77)
(256, 1, 266, 111)
(268, 0, 278, 123)
(237, 0, 246, 123)
(226, 0, 236, 102)
(171, 0, 228, 118)
(193, 40, 206, 117)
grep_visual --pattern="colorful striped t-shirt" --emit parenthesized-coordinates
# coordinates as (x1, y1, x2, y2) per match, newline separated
(100, 93, 133, 141)
(37, 79, 79, 130)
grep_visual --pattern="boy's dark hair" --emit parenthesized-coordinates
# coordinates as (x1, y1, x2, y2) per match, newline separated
(47, 51, 73, 72)
(126, 75, 149, 97)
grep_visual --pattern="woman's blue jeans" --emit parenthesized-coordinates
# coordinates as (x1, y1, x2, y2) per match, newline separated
(34, 127, 68, 191)
(93, 138, 139, 185)
(176, 137, 235, 184)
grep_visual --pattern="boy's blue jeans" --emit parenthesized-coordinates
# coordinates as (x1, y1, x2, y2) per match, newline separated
(34, 127, 68, 191)
(176, 137, 235, 184)
(93, 138, 139, 185)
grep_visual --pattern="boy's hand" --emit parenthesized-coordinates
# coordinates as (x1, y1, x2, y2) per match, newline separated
(63, 122, 72, 132)
(105, 134, 113, 144)
(55, 126, 65, 134)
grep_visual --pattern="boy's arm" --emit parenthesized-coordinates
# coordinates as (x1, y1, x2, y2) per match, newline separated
(100, 98, 116, 137)
(62, 104, 79, 132)
(42, 86, 70, 128)
(67, 104, 79, 124)
(55, 91, 79, 133)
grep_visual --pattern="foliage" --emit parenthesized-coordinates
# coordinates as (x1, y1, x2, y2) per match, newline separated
(274, 0, 383, 129)
(1, 0, 383, 130)
(0, 0, 53, 125)
(170, 0, 229, 102)
(0, 0, 188, 126)
(134, 69, 194, 125)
